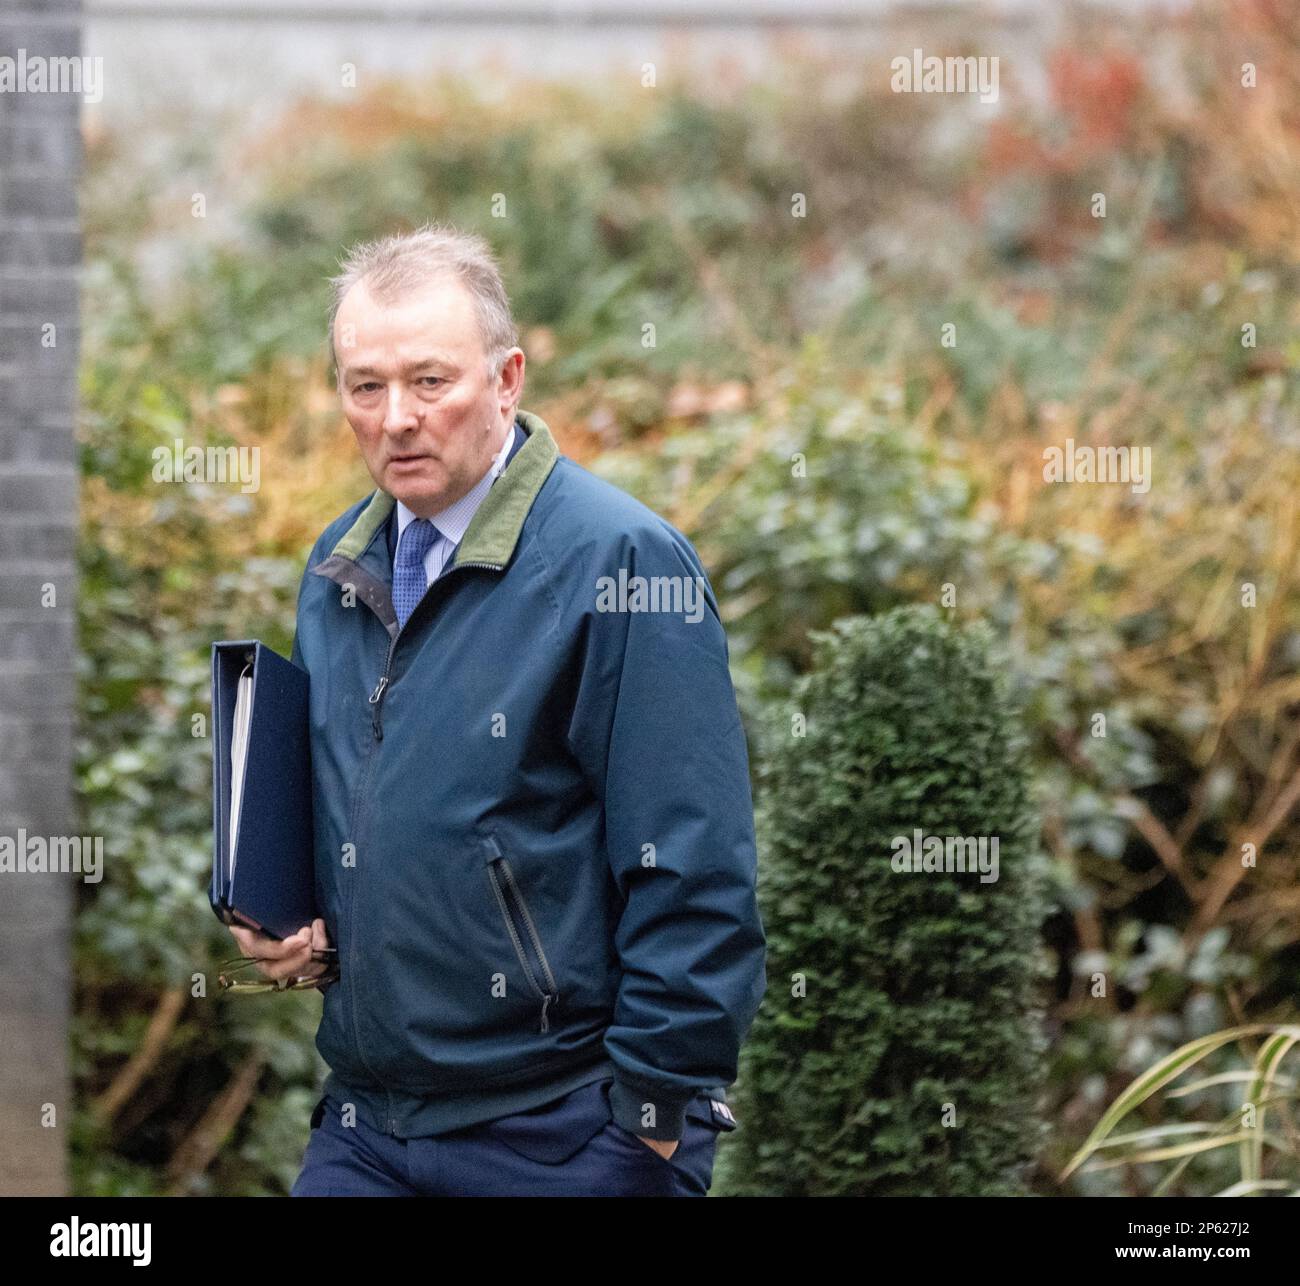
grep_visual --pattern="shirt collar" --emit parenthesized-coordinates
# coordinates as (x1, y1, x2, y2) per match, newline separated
(394, 421, 517, 548)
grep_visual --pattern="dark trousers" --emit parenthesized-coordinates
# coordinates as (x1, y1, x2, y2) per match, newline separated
(290, 1077, 721, 1197)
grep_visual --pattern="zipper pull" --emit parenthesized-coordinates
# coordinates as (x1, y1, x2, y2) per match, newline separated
(369, 675, 388, 740)
(539, 993, 552, 1034)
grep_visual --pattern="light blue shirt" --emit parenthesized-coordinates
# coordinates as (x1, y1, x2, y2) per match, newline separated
(394, 426, 516, 584)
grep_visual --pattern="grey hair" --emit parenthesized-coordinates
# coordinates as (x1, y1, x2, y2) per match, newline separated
(326, 222, 518, 382)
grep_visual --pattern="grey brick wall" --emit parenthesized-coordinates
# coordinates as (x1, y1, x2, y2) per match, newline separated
(0, 0, 83, 1197)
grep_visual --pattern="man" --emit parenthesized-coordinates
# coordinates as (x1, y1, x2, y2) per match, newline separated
(228, 223, 767, 1197)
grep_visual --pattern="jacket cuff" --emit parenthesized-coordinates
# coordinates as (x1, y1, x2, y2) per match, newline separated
(608, 1078, 693, 1142)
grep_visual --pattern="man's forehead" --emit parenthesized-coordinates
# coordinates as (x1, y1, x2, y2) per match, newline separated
(339, 346, 460, 375)
(334, 278, 480, 372)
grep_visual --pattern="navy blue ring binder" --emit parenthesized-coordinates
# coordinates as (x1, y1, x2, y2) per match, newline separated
(210, 640, 317, 940)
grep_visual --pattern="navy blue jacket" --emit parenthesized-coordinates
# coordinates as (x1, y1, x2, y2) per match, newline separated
(291, 409, 767, 1140)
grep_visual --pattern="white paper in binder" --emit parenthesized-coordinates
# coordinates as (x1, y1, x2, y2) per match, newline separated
(227, 662, 254, 876)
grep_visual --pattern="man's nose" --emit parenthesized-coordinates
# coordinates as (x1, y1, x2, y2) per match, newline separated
(381, 384, 420, 434)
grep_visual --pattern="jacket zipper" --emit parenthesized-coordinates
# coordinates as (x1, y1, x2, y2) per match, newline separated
(484, 840, 560, 1033)
(352, 556, 504, 1132)
(367, 635, 397, 740)
(367, 560, 503, 740)
(340, 685, 393, 1130)
(324, 552, 506, 1133)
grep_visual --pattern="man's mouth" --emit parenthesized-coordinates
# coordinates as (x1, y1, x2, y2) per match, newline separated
(389, 453, 431, 464)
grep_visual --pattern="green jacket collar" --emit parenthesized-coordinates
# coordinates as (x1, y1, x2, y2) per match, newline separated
(327, 409, 560, 571)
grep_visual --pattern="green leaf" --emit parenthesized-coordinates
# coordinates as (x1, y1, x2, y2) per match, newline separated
(1060, 1025, 1288, 1182)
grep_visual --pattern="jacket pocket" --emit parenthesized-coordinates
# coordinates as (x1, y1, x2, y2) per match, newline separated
(481, 833, 560, 1033)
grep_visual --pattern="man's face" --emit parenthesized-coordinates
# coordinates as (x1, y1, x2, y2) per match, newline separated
(334, 274, 524, 517)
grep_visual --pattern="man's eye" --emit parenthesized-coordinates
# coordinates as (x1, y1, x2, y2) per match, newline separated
(355, 383, 380, 394)
(419, 376, 443, 387)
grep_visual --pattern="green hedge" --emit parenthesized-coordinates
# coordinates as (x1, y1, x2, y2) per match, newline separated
(722, 606, 1050, 1195)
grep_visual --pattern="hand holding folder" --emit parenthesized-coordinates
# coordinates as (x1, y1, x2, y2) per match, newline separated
(211, 640, 337, 991)
(221, 917, 336, 993)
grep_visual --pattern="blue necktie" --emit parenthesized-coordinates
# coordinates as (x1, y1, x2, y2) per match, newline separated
(393, 518, 441, 630)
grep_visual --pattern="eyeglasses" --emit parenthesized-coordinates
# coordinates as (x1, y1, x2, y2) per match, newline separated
(217, 947, 340, 993)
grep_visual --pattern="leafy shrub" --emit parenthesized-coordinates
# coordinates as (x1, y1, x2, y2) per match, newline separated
(722, 606, 1050, 1196)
